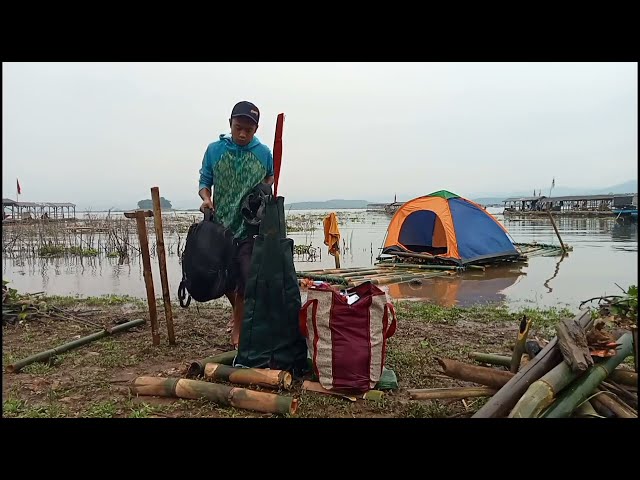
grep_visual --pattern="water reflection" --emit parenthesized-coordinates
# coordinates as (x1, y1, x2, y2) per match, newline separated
(386, 265, 525, 307)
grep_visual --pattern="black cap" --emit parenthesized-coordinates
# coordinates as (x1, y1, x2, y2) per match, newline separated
(231, 101, 260, 125)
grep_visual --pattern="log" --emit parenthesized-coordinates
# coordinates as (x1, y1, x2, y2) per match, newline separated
(408, 387, 497, 400)
(6, 319, 145, 373)
(469, 352, 512, 368)
(590, 395, 616, 417)
(436, 358, 514, 389)
(131, 376, 298, 415)
(510, 316, 532, 373)
(600, 381, 637, 409)
(473, 309, 593, 418)
(187, 350, 237, 378)
(203, 363, 292, 390)
(542, 332, 633, 418)
(556, 315, 593, 372)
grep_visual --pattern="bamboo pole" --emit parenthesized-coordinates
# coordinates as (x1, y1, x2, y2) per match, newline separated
(6, 319, 145, 373)
(436, 357, 515, 389)
(124, 210, 159, 345)
(187, 350, 237, 378)
(408, 387, 497, 400)
(510, 316, 533, 373)
(473, 309, 593, 418)
(151, 187, 175, 345)
(541, 332, 633, 418)
(204, 363, 292, 390)
(546, 207, 566, 253)
(131, 376, 298, 415)
(469, 352, 512, 368)
(346, 272, 448, 287)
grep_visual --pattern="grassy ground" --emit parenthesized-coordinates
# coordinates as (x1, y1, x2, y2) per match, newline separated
(1, 292, 590, 418)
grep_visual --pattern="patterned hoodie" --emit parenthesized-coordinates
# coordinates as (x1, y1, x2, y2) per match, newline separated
(198, 134, 274, 240)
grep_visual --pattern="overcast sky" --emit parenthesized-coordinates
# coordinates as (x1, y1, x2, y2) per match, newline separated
(2, 62, 637, 210)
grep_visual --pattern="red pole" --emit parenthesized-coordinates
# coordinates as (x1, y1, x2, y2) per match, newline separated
(273, 113, 285, 197)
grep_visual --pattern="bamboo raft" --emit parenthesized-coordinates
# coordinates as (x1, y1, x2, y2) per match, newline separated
(296, 242, 568, 288)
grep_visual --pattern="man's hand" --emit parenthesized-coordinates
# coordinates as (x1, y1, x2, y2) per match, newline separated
(200, 198, 214, 213)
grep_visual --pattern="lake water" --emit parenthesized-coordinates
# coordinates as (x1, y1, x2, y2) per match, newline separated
(2, 208, 637, 312)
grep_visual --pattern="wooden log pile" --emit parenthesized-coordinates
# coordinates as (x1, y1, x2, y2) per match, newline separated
(409, 309, 637, 418)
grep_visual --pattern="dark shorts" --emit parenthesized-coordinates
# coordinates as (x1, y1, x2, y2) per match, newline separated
(229, 236, 255, 297)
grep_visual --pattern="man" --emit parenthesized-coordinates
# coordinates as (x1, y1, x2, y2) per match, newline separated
(198, 100, 274, 348)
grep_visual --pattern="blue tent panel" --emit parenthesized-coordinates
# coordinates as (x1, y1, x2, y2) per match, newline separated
(398, 210, 436, 247)
(448, 198, 518, 263)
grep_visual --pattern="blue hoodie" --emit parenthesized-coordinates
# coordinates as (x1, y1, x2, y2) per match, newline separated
(199, 134, 274, 239)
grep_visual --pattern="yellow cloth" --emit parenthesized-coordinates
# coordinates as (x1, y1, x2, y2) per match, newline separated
(323, 212, 341, 257)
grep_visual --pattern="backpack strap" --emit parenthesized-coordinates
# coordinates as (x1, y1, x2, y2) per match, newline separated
(177, 253, 192, 308)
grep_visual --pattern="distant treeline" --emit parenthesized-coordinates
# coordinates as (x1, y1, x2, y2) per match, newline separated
(137, 197, 173, 210)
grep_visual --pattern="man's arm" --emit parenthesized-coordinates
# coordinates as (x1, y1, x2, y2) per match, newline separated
(198, 148, 215, 211)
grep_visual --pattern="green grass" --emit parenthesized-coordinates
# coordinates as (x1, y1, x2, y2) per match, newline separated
(84, 400, 119, 418)
(46, 294, 145, 308)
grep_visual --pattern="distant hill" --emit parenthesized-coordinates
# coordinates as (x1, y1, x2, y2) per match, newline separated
(285, 199, 369, 210)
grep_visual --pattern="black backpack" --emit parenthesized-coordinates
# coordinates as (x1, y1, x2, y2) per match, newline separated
(177, 208, 235, 308)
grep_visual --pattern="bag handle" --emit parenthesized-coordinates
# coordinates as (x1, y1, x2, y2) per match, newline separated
(177, 281, 192, 308)
(299, 298, 318, 337)
(203, 207, 214, 222)
(384, 302, 397, 339)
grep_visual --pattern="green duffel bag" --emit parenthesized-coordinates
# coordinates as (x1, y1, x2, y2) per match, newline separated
(234, 195, 308, 377)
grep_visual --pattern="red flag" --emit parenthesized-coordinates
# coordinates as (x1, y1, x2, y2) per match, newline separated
(273, 113, 284, 197)
(17, 178, 22, 195)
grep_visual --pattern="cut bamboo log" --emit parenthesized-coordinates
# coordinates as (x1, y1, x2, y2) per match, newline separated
(556, 314, 592, 372)
(6, 319, 145, 373)
(469, 352, 512, 368)
(608, 368, 637, 387)
(510, 316, 532, 373)
(600, 381, 637, 409)
(131, 376, 298, 415)
(572, 400, 599, 418)
(301, 380, 384, 402)
(508, 357, 580, 418)
(473, 309, 593, 418)
(204, 363, 292, 390)
(436, 358, 514, 389)
(542, 332, 633, 418)
(592, 389, 637, 418)
(590, 395, 616, 417)
(151, 186, 175, 345)
(408, 387, 497, 400)
(187, 350, 237, 378)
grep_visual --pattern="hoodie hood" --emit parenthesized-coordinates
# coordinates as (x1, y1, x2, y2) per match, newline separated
(219, 133, 262, 150)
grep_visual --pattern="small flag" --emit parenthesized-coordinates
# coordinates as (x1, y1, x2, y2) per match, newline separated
(551, 177, 555, 188)
(17, 178, 22, 195)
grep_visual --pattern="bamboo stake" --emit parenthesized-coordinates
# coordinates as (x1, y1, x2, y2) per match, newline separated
(187, 350, 237, 378)
(131, 376, 298, 415)
(469, 352, 512, 368)
(510, 316, 532, 373)
(124, 210, 159, 346)
(542, 332, 633, 418)
(151, 187, 175, 345)
(408, 387, 497, 400)
(473, 309, 593, 418)
(6, 319, 145, 373)
(204, 363, 292, 390)
(436, 358, 515, 389)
